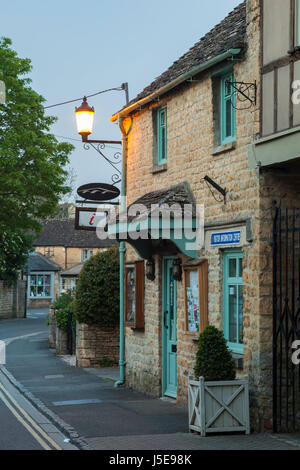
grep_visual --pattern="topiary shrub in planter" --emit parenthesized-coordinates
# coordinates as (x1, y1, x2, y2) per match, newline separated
(189, 325, 250, 436)
(75, 248, 120, 368)
(194, 325, 236, 382)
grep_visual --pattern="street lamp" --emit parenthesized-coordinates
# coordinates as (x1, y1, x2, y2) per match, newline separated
(74, 83, 129, 389)
(75, 97, 95, 140)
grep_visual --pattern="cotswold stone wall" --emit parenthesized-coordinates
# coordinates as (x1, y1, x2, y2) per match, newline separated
(123, 0, 269, 431)
(76, 323, 119, 368)
(0, 280, 26, 320)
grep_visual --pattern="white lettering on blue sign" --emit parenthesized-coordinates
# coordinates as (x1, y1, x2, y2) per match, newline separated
(211, 230, 241, 246)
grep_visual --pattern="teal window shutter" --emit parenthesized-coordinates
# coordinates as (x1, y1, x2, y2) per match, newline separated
(157, 108, 167, 164)
(220, 72, 236, 145)
(223, 250, 244, 354)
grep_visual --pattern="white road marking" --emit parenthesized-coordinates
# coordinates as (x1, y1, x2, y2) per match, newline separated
(2, 331, 45, 346)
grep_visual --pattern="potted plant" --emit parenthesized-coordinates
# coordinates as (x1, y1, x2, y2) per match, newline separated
(188, 325, 250, 436)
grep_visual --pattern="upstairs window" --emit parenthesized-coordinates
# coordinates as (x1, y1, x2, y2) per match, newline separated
(82, 249, 94, 262)
(220, 72, 236, 145)
(295, 0, 300, 47)
(157, 107, 167, 165)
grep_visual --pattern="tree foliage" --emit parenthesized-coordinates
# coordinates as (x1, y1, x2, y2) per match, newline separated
(75, 248, 120, 327)
(194, 325, 236, 381)
(0, 37, 74, 278)
(0, 228, 33, 281)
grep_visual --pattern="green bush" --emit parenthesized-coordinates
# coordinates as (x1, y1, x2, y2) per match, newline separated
(51, 291, 75, 332)
(194, 325, 236, 382)
(75, 248, 120, 327)
(52, 291, 73, 311)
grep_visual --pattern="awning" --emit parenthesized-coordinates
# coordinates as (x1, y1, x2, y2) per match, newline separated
(108, 182, 199, 259)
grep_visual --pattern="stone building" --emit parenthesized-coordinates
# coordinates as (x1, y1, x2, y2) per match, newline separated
(27, 252, 61, 308)
(109, 0, 300, 432)
(30, 219, 117, 305)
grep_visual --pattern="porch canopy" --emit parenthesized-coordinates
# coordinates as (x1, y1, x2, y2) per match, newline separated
(108, 182, 199, 259)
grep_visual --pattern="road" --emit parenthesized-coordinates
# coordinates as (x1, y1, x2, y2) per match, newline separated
(0, 310, 76, 450)
(1, 310, 300, 451)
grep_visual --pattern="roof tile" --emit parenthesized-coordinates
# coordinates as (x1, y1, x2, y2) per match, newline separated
(125, 2, 246, 108)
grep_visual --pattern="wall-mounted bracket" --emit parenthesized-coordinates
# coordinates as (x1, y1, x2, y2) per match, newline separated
(226, 80, 257, 108)
(203, 175, 226, 204)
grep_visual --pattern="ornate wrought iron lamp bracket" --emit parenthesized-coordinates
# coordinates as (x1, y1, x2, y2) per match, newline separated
(76, 83, 128, 186)
(82, 139, 122, 185)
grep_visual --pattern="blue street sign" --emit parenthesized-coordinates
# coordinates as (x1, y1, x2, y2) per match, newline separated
(211, 230, 241, 246)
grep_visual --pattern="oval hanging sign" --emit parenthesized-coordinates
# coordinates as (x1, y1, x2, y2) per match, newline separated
(77, 183, 120, 201)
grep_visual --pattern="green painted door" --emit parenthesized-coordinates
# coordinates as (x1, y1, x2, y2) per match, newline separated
(162, 257, 177, 398)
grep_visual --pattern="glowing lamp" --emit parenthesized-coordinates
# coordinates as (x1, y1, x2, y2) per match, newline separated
(75, 96, 95, 140)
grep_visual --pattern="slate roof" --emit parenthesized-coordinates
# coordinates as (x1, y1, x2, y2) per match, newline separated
(117, 182, 196, 224)
(28, 252, 61, 272)
(34, 219, 118, 248)
(61, 263, 84, 277)
(121, 2, 246, 109)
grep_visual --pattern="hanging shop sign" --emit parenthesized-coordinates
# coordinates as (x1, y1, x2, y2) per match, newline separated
(77, 183, 120, 201)
(210, 230, 241, 247)
(75, 207, 108, 231)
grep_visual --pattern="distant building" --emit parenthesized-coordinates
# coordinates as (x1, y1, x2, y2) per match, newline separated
(27, 252, 61, 308)
(60, 262, 84, 293)
(31, 218, 117, 302)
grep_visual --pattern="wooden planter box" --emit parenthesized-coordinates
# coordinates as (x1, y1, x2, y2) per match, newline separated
(188, 376, 250, 436)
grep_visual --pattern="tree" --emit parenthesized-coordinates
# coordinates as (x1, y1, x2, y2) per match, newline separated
(75, 248, 120, 326)
(194, 325, 236, 381)
(0, 37, 74, 278)
(0, 228, 33, 282)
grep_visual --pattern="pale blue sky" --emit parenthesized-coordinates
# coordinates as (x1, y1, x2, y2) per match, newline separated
(0, 0, 241, 195)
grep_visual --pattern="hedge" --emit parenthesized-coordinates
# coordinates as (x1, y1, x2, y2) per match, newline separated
(74, 247, 119, 326)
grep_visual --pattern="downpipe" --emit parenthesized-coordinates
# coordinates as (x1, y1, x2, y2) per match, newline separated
(115, 90, 131, 387)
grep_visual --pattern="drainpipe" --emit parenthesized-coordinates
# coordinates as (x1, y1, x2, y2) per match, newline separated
(115, 83, 130, 388)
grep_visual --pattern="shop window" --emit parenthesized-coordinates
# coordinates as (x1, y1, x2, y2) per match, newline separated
(125, 261, 145, 329)
(30, 273, 52, 298)
(223, 250, 243, 354)
(183, 261, 208, 336)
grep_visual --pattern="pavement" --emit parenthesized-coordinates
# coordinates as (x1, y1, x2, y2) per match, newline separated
(0, 309, 300, 450)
